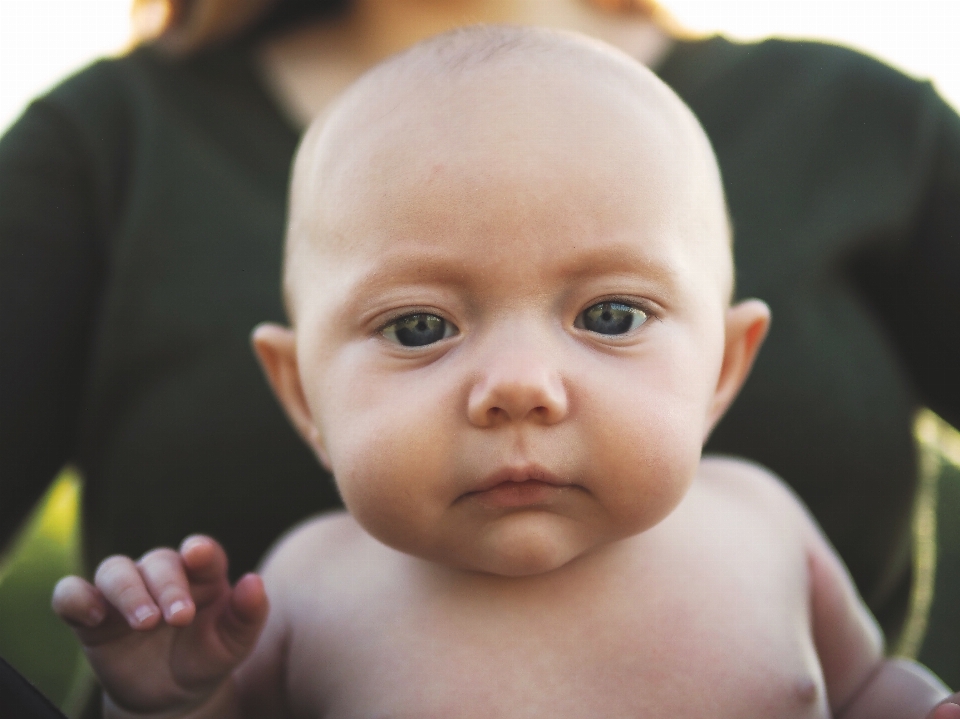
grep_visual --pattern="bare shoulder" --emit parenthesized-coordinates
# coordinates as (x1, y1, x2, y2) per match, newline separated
(698, 455, 798, 503)
(258, 510, 370, 586)
(696, 455, 817, 534)
(230, 512, 369, 711)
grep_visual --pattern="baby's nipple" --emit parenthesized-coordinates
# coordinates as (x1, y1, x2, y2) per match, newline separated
(793, 677, 818, 705)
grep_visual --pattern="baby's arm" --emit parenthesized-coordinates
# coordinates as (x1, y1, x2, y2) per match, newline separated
(52, 536, 287, 719)
(802, 500, 958, 719)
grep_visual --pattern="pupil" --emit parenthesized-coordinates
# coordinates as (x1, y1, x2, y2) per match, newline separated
(584, 302, 636, 335)
(395, 314, 445, 346)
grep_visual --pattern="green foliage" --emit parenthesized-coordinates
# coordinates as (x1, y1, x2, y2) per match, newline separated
(0, 469, 91, 715)
(919, 459, 960, 689)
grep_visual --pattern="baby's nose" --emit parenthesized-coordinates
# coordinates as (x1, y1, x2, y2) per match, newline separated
(467, 359, 568, 427)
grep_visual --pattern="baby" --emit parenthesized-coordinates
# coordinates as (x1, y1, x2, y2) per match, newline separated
(54, 26, 958, 719)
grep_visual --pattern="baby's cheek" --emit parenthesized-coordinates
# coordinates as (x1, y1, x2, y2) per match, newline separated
(587, 383, 704, 532)
(329, 399, 457, 552)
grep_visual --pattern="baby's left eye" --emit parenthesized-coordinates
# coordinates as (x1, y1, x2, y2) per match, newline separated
(382, 313, 458, 347)
(576, 302, 647, 335)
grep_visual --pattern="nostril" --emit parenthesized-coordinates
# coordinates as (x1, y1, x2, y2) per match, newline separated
(470, 392, 567, 427)
(467, 366, 569, 427)
(486, 406, 507, 423)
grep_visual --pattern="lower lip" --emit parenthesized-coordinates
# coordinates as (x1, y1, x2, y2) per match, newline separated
(469, 480, 564, 509)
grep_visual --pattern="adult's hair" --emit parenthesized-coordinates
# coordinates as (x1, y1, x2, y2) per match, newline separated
(131, 0, 671, 55)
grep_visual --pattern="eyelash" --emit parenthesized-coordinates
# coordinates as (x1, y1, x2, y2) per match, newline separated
(375, 297, 657, 345)
(587, 296, 655, 316)
(378, 310, 459, 348)
(580, 296, 657, 318)
(575, 298, 652, 335)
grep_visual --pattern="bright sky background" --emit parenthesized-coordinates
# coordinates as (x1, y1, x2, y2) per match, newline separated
(1, 0, 958, 133)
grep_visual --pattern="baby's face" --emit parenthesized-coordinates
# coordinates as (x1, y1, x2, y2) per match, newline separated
(277, 57, 742, 576)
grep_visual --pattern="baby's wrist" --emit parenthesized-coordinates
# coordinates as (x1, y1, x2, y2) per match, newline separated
(103, 679, 239, 719)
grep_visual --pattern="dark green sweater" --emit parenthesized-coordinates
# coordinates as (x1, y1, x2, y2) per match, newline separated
(2, 35, 958, 639)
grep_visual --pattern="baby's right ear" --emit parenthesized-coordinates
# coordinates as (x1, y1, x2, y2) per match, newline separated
(251, 323, 331, 470)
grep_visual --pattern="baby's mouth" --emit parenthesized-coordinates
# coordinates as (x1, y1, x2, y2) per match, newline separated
(461, 465, 574, 509)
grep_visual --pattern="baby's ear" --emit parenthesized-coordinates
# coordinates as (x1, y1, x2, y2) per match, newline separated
(704, 299, 771, 439)
(251, 323, 332, 470)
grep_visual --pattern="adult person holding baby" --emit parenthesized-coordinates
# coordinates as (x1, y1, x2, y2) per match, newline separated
(43, 27, 960, 718)
(1, 0, 958, 699)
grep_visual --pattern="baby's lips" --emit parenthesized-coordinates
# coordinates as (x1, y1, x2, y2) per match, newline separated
(469, 463, 568, 494)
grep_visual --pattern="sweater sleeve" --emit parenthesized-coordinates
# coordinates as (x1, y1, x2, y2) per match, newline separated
(0, 99, 105, 551)
(850, 87, 960, 431)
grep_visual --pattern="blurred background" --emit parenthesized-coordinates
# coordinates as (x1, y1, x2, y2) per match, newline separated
(1, 0, 959, 715)
(2, 0, 959, 134)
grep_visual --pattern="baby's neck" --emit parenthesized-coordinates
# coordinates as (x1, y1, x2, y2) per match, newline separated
(406, 530, 650, 600)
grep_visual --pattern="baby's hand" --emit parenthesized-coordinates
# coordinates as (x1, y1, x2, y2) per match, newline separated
(52, 536, 267, 717)
(930, 698, 960, 719)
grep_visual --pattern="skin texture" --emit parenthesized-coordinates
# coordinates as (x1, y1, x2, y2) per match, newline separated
(278, 30, 738, 577)
(51, 27, 955, 719)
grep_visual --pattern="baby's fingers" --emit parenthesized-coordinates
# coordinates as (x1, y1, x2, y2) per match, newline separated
(216, 574, 269, 660)
(931, 701, 960, 719)
(52, 575, 107, 629)
(138, 548, 196, 626)
(95, 555, 162, 629)
(179, 535, 231, 607)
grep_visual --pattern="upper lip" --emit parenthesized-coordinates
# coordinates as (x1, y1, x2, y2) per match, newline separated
(468, 464, 569, 494)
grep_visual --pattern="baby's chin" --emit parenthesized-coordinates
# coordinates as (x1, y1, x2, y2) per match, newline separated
(420, 512, 621, 578)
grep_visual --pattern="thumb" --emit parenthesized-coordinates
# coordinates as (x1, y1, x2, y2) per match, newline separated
(931, 701, 960, 719)
(217, 574, 269, 660)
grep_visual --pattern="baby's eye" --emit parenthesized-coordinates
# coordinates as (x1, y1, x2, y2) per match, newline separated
(576, 302, 647, 335)
(382, 313, 458, 347)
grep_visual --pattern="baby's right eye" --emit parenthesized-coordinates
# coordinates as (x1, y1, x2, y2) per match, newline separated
(381, 314, 458, 347)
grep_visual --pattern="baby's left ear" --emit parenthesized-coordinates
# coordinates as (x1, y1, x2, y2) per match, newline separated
(705, 299, 771, 439)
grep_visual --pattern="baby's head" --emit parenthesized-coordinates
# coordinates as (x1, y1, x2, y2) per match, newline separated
(255, 26, 769, 576)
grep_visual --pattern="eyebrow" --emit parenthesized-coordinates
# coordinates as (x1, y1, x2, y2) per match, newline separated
(346, 251, 473, 292)
(340, 238, 685, 305)
(331, 251, 474, 320)
(552, 240, 684, 290)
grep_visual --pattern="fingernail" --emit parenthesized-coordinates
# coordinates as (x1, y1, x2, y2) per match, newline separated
(168, 600, 189, 618)
(133, 605, 158, 625)
(181, 536, 205, 554)
(86, 607, 105, 627)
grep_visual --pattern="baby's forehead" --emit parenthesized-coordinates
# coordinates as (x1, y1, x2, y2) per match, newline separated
(294, 27, 711, 192)
(285, 26, 732, 310)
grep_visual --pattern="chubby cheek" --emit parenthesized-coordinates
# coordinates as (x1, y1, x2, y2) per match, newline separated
(575, 347, 714, 534)
(309, 348, 462, 552)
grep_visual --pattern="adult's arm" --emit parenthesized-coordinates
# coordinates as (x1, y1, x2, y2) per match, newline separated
(0, 98, 106, 552)
(794, 463, 955, 719)
(851, 87, 960, 429)
(807, 511, 956, 717)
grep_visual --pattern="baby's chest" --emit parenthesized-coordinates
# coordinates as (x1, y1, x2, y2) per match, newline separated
(285, 551, 828, 719)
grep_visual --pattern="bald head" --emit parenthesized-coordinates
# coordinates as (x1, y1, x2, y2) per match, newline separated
(284, 25, 732, 321)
